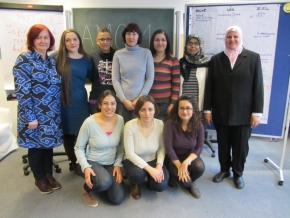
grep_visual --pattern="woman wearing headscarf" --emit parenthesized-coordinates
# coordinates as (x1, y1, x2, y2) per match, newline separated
(179, 34, 210, 111)
(203, 26, 264, 189)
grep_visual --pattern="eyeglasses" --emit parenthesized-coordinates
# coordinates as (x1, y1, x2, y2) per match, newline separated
(179, 107, 193, 112)
(140, 108, 155, 113)
(98, 38, 112, 42)
(102, 102, 116, 107)
(187, 42, 200, 47)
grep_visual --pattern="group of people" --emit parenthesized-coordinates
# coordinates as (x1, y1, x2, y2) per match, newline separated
(13, 22, 263, 207)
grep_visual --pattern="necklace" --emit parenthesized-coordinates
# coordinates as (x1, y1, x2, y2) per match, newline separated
(154, 53, 165, 63)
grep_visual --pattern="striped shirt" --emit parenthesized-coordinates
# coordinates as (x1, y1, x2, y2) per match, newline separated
(149, 55, 180, 104)
(182, 68, 199, 105)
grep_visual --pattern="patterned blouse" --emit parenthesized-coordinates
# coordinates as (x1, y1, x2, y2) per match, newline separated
(13, 50, 63, 149)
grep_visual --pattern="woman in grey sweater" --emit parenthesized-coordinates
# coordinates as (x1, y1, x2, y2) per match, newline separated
(112, 23, 154, 123)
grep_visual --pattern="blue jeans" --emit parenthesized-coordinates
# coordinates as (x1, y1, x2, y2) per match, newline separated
(116, 100, 136, 124)
(167, 156, 205, 187)
(156, 102, 170, 123)
(123, 159, 169, 192)
(28, 148, 53, 180)
(116, 99, 136, 124)
(78, 161, 126, 205)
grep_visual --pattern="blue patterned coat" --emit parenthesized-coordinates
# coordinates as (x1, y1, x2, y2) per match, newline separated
(13, 51, 63, 148)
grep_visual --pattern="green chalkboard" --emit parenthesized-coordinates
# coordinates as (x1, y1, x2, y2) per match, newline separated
(72, 8, 174, 54)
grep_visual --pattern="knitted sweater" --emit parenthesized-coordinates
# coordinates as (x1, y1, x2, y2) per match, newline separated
(112, 44, 154, 102)
(163, 120, 204, 161)
(123, 118, 165, 169)
(149, 55, 180, 104)
(74, 114, 124, 172)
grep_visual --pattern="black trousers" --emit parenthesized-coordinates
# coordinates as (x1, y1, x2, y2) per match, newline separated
(28, 148, 53, 180)
(63, 134, 78, 166)
(167, 156, 205, 187)
(214, 123, 252, 178)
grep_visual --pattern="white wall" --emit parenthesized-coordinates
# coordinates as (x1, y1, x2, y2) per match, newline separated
(0, 0, 283, 136)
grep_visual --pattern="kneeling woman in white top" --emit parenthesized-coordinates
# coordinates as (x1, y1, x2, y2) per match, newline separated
(123, 95, 169, 200)
(75, 90, 125, 207)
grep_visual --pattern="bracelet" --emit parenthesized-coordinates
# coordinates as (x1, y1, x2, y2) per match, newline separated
(186, 159, 191, 166)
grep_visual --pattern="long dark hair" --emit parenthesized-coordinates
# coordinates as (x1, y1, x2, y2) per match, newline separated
(168, 95, 202, 135)
(56, 29, 90, 106)
(150, 29, 171, 59)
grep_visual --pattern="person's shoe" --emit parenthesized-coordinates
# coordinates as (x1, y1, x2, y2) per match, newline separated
(72, 164, 82, 177)
(212, 171, 231, 183)
(35, 178, 54, 194)
(46, 174, 62, 190)
(81, 188, 98, 207)
(147, 182, 152, 191)
(189, 182, 201, 199)
(233, 177, 245, 189)
(168, 176, 177, 188)
(130, 182, 141, 200)
(121, 167, 127, 180)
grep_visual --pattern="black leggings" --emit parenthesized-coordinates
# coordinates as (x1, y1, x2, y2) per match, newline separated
(167, 156, 205, 187)
(63, 134, 77, 165)
(28, 148, 53, 180)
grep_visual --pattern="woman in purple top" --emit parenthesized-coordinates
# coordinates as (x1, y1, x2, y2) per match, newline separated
(163, 95, 205, 199)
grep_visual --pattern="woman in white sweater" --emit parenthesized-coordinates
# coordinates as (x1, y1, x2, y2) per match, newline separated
(74, 90, 125, 207)
(123, 95, 169, 200)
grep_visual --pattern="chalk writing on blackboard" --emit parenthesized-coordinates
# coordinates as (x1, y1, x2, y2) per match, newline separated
(81, 24, 152, 49)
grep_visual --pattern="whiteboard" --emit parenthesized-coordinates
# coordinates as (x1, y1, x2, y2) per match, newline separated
(186, 3, 280, 124)
(185, 3, 290, 137)
(0, 9, 64, 90)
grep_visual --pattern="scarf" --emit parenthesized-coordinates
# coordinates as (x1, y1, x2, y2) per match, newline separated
(180, 34, 210, 81)
(224, 26, 243, 67)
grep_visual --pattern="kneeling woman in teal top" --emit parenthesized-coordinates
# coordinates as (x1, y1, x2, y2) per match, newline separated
(122, 95, 169, 200)
(74, 90, 125, 207)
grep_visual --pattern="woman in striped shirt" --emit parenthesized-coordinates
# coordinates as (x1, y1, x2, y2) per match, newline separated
(149, 29, 180, 122)
(179, 34, 210, 111)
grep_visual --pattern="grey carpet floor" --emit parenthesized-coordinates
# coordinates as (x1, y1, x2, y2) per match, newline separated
(1, 133, 290, 218)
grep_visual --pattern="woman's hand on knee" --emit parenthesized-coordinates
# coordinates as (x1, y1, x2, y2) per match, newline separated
(84, 167, 96, 189)
(155, 163, 164, 183)
(144, 165, 163, 183)
(177, 162, 190, 183)
(112, 166, 123, 183)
